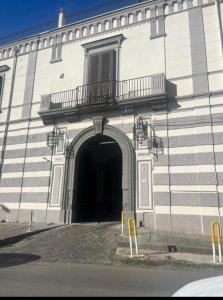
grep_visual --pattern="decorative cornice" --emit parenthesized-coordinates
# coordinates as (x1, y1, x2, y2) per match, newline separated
(82, 34, 125, 52)
(0, 0, 215, 61)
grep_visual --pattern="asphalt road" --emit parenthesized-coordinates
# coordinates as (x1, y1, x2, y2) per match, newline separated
(0, 261, 222, 297)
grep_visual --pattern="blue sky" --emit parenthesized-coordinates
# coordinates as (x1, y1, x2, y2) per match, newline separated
(0, 0, 136, 44)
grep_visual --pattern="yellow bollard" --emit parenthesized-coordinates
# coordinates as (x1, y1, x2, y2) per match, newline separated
(211, 221, 222, 263)
(128, 218, 139, 257)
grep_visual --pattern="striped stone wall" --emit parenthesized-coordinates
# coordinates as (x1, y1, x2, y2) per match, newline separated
(0, 116, 135, 224)
(0, 94, 223, 235)
(139, 93, 223, 236)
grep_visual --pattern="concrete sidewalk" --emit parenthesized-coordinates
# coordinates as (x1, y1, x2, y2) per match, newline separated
(116, 228, 222, 266)
(0, 222, 222, 268)
(116, 247, 217, 265)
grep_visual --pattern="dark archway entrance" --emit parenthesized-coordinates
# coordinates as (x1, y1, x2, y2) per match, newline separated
(63, 125, 135, 226)
(73, 135, 122, 223)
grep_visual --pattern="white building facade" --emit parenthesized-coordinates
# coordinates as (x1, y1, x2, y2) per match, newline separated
(0, 0, 222, 235)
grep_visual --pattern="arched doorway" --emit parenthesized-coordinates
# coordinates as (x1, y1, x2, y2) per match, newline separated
(63, 125, 135, 224)
(74, 135, 122, 222)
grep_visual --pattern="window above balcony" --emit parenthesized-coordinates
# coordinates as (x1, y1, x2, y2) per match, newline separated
(82, 34, 124, 87)
(88, 50, 116, 85)
(82, 34, 124, 55)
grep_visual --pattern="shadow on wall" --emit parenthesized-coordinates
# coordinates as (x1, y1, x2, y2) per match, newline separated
(149, 135, 164, 162)
(0, 204, 10, 213)
(150, 80, 179, 162)
(166, 80, 180, 110)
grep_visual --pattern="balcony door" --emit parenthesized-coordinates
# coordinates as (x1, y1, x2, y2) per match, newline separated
(86, 50, 116, 104)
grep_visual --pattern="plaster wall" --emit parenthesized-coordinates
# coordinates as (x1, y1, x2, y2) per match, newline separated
(11, 55, 28, 108)
(165, 11, 192, 79)
(203, 5, 223, 72)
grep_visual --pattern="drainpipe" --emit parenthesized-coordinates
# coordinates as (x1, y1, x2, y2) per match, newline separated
(215, 0, 223, 57)
(214, 0, 223, 229)
(0, 47, 19, 177)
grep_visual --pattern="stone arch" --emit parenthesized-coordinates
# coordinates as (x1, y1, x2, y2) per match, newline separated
(62, 125, 136, 223)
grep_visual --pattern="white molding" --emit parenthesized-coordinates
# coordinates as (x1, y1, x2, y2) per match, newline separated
(3, 156, 51, 164)
(153, 185, 218, 192)
(154, 205, 220, 216)
(137, 159, 154, 211)
(154, 164, 216, 174)
(168, 145, 214, 155)
(0, 187, 49, 193)
(0, 202, 60, 210)
(50, 164, 64, 207)
(156, 125, 212, 137)
(1, 171, 50, 178)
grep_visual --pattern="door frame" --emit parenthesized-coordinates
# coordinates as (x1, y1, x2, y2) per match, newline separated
(62, 125, 136, 224)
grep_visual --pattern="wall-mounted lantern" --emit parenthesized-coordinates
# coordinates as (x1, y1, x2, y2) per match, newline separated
(133, 116, 149, 145)
(47, 125, 69, 153)
(133, 116, 163, 158)
(47, 126, 62, 149)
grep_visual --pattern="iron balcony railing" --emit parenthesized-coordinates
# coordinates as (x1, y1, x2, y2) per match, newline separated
(48, 73, 166, 110)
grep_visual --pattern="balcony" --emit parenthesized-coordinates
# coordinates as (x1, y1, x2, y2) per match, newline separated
(39, 73, 167, 124)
